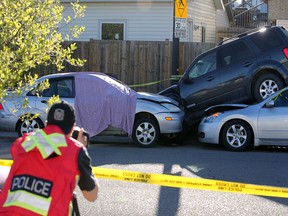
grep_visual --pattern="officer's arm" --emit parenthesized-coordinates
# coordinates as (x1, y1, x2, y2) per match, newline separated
(78, 147, 100, 201)
(81, 178, 99, 201)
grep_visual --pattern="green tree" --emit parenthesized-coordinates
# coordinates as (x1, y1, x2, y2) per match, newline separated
(0, 0, 86, 100)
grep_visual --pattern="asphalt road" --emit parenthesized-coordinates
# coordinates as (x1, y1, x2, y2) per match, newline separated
(1, 132, 288, 216)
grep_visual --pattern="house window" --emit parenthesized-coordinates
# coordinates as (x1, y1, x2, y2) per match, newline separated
(101, 23, 124, 40)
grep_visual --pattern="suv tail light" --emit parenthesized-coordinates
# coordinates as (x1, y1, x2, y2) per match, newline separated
(0, 103, 3, 110)
(283, 48, 288, 59)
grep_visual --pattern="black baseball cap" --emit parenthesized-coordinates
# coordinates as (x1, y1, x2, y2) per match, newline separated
(47, 101, 75, 134)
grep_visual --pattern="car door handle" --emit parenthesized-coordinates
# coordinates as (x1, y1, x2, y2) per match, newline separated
(243, 62, 252, 67)
(206, 76, 215, 81)
(41, 100, 47, 104)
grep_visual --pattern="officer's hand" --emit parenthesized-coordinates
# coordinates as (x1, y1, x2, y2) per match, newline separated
(77, 127, 88, 147)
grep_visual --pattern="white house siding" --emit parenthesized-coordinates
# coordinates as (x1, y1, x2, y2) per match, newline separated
(188, 0, 220, 43)
(61, 2, 173, 41)
(61, 0, 228, 43)
(216, 9, 230, 27)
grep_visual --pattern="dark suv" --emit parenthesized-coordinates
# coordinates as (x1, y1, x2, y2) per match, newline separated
(160, 25, 288, 127)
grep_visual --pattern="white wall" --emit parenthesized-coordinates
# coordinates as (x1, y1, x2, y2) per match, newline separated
(61, 2, 173, 41)
(188, 0, 217, 43)
(216, 9, 230, 27)
(61, 0, 229, 43)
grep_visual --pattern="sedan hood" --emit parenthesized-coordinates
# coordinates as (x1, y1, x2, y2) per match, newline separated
(136, 92, 180, 106)
(204, 104, 249, 116)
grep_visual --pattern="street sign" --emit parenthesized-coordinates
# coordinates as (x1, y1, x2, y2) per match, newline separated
(175, 18, 187, 38)
(175, 0, 187, 18)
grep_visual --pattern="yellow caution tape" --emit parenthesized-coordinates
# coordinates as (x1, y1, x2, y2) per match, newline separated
(0, 159, 13, 167)
(1, 159, 288, 198)
(170, 74, 183, 80)
(129, 75, 182, 88)
(129, 79, 169, 88)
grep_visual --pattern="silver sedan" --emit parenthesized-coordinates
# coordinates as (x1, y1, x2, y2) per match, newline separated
(0, 72, 184, 147)
(198, 86, 288, 151)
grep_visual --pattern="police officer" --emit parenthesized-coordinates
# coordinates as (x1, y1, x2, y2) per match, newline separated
(0, 101, 99, 215)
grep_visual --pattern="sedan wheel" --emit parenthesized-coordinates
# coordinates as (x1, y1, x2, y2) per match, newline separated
(221, 120, 252, 151)
(17, 117, 44, 137)
(254, 73, 284, 101)
(132, 118, 159, 147)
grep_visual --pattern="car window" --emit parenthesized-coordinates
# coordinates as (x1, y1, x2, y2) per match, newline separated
(219, 41, 253, 68)
(250, 29, 283, 51)
(27, 77, 74, 98)
(273, 90, 288, 107)
(57, 79, 73, 98)
(188, 51, 216, 79)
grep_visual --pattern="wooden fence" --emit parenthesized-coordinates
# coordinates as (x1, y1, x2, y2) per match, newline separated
(43, 40, 215, 93)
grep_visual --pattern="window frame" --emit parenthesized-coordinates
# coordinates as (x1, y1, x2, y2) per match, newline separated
(27, 76, 75, 98)
(99, 20, 127, 40)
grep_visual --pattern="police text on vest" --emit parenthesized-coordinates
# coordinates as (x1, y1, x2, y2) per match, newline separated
(11, 175, 53, 198)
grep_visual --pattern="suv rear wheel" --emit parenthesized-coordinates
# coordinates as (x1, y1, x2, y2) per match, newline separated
(253, 73, 284, 101)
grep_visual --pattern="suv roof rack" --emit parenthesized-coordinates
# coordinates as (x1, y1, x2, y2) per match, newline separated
(218, 25, 273, 46)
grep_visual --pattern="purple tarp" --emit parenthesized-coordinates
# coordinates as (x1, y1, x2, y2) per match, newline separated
(74, 73, 136, 137)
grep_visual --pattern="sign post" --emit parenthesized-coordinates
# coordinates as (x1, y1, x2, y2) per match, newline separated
(172, 0, 187, 84)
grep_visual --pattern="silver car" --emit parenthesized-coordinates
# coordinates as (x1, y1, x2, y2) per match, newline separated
(198, 86, 288, 151)
(0, 72, 184, 147)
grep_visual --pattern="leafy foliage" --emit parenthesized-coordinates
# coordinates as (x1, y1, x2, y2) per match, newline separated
(0, 0, 86, 100)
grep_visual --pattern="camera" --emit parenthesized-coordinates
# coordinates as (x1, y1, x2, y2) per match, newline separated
(72, 127, 90, 147)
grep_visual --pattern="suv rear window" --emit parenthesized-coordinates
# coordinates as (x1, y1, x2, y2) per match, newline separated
(250, 29, 283, 51)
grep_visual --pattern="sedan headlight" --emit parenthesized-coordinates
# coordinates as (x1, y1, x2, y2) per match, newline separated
(204, 112, 222, 123)
(161, 103, 181, 112)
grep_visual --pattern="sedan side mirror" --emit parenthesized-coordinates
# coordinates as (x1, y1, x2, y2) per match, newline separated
(265, 100, 275, 108)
